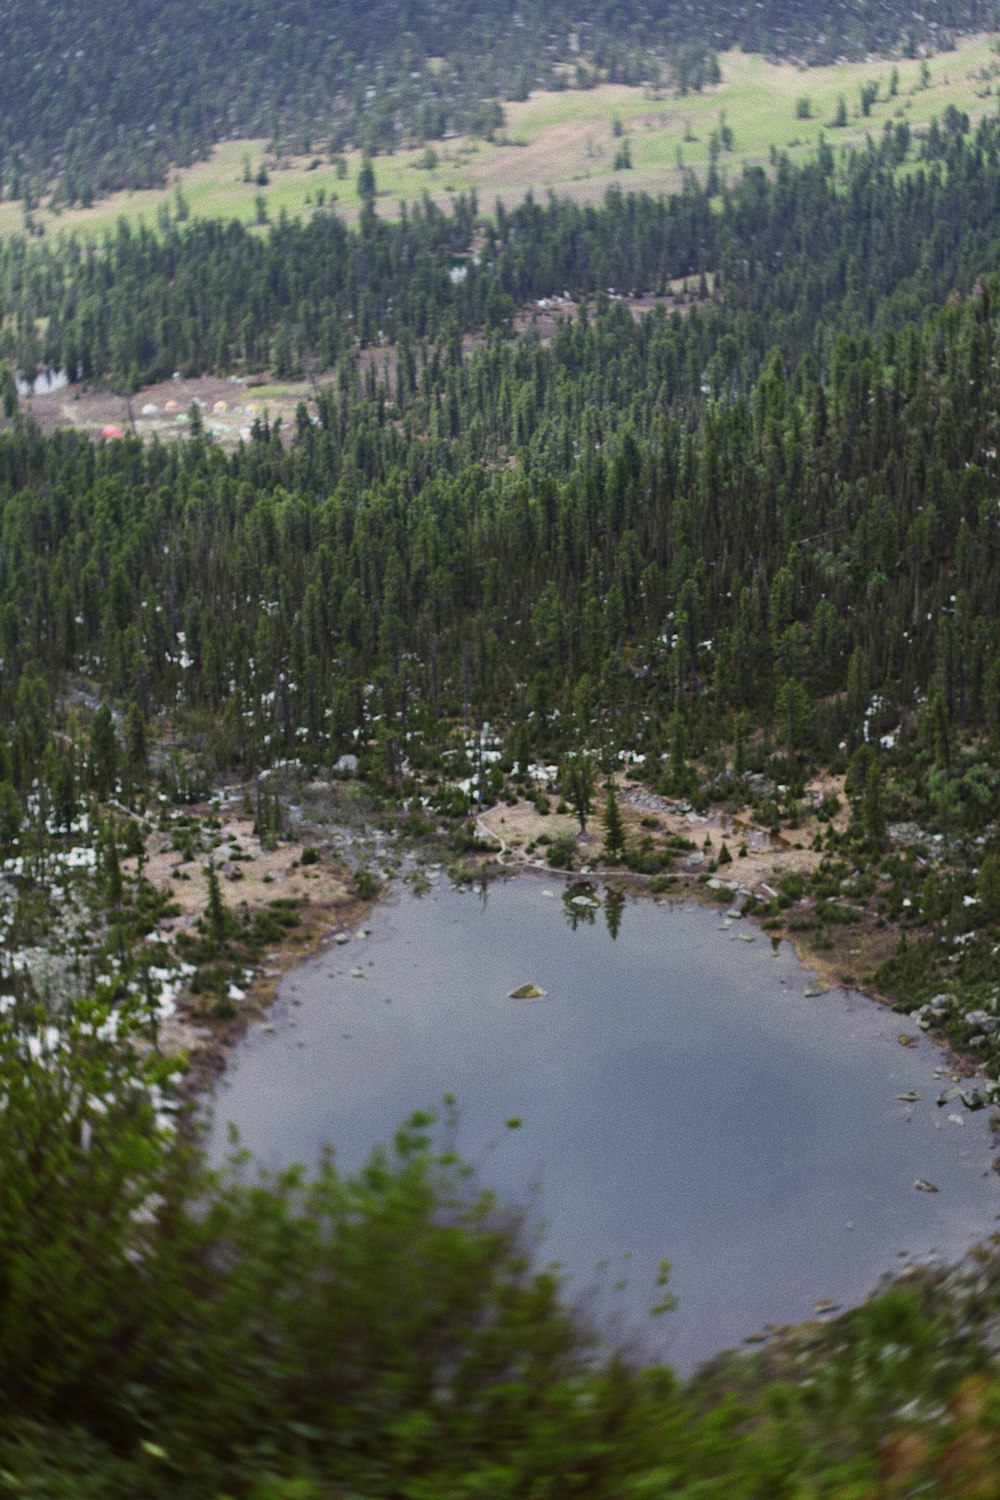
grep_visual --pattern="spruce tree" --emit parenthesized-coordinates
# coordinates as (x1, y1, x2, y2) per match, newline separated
(104, 826, 123, 908)
(862, 759, 886, 848)
(602, 783, 626, 863)
(564, 755, 594, 834)
(205, 859, 228, 948)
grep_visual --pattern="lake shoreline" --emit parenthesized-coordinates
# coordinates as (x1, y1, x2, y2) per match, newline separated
(186, 797, 987, 1107)
(467, 834, 989, 1088)
(206, 866, 1000, 1372)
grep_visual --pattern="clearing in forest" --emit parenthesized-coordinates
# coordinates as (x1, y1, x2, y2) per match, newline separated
(3, 36, 998, 242)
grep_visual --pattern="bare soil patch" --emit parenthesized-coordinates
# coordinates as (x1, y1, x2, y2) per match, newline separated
(478, 772, 899, 999)
(21, 374, 318, 446)
(128, 809, 363, 1083)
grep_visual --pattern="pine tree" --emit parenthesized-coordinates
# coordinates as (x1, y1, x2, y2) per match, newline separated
(205, 859, 228, 947)
(602, 783, 626, 863)
(104, 826, 123, 907)
(88, 706, 118, 801)
(733, 713, 746, 777)
(357, 155, 376, 207)
(564, 755, 594, 834)
(124, 702, 147, 776)
(862, 759, 886, 848)
(978, 855, 1000, 923)
(930, 691, 952, 771)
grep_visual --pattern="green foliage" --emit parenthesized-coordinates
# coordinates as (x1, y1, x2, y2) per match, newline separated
(0, 1026, 658, 1494)
(88, 705, 118, 801)
(0, 0, 977, 211)
(563, 754, 595, 833)
(547, 834, 578, 868)
(859, 78, 880, 116)
(862, 758, 887, 847)
(602, 784, 626, 863)
(978, 855, 1000, 922)
(6, 1006, 1000, 1496)
(356, 154, 377, 206)
(6, 21, 1000, 1490)
(0, 994, 178, 1421)
(204, 859, 229, 946)
(355, 866, 380, 899)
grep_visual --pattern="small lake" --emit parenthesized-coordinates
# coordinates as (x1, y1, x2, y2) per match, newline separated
(209, 874, 999, 1372)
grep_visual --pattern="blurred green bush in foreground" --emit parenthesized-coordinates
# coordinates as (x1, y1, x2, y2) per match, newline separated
(3, 997, 1000, 1497)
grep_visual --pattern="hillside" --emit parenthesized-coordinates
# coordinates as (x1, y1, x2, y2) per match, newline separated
(1, 0, 997, 205)
(8, 4, 1000, 1491)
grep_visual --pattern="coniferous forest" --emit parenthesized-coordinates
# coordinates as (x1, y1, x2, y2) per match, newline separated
(11, 3, 1000, 1494)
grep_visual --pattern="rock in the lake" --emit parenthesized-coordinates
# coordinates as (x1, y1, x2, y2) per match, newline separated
(813, 1299, 841, 1315)
(804, 982, 829, 997)
(913, 1179, 939, 1193)
(509, 983, 548, 1000)
(897, 1033, 919, 1048)
(895, 1091, 921, 1102)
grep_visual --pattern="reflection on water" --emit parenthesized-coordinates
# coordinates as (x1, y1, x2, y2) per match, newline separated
(16, 367, 70, 397)
(210, 875, 999, 1372)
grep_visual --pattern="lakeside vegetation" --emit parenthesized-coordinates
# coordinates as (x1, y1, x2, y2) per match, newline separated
(11, 0, 1000, 1489)
(10, 1065, 1000, 1497)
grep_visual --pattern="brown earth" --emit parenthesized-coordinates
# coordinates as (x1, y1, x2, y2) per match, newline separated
(126, 808, 365, 1084)
(478, 770, 918, 1012)
(478, 769, 827, 888)
(20, 374, 318, 446)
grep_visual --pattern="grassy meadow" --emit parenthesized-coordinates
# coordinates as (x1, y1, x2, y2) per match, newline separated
(3, 34, 999, 244)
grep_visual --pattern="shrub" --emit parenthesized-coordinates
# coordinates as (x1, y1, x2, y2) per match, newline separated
(547, 836, 577, 869)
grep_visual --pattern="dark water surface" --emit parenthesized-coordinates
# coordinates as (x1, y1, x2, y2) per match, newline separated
(209, 875, 999, 1372)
